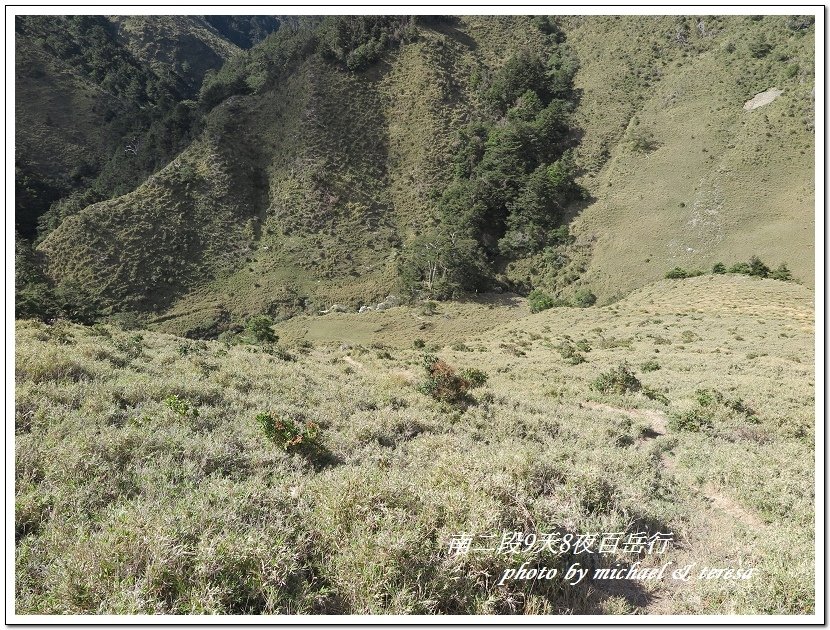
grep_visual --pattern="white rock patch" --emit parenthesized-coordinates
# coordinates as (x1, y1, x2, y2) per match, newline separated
(743, 87, 782, 111)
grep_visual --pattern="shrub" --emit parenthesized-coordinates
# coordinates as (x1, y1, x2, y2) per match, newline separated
(164, 394, 199, 418)
(413, 338, 426, 349)
(591, 363, 641, 395)
(770, 263, 792, 281)
(177, 340, 206, 357)
(528, 289, 555, 313)
(575, 476, 617, 514)
(748, 35, 772, 58)
(712, 262, 726, 274)
(90, 323, 112, 338)
(696, 389, 758, 422)
(15, 281, 58, 321)
(217, 329, 242, 347)
(695, 388, 722, 407)
(680, 330, 699, 343)
(728, 262, 752, 274)
(269, 346, 296, 362)
(245, 315, 277, 344)
(418, 354, 472, 405)
(107, 311, 144, 331)
(665, 267, 703, 280)
(572, 289, 597, 308)
(420, 301, 439, 316)
(575, 338, 592, 353)
(558, 341, 585, 365)
(256, 412, 319, 451)
(665, 267, 689, 279)
(459, 367, 488, 387)
(669, 408, 714, 432)
(113, 333, 144, 359)
(725, 396, 757, 420)
(641, 386, 668, 405)
(641, 359, 661, 372)
(748, 255, 770, 278)
(629, 129, 658, 153)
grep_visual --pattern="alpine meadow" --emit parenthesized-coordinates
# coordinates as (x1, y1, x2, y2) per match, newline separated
(13, 14, 817, 618)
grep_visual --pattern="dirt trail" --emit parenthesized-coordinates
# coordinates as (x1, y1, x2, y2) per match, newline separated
(582, 401, 668, 435)
(701, 484, 765, 529)
(583, 400, 766, 613)
(584, 400, 763, 526)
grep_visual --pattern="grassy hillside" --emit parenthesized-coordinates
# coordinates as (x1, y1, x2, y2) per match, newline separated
(36, 16, 567, 331)
(15, 275, 814, 614)
(561, 15, 815, 298)
(29, 16, 813, 332)
(37, 135, 268, 313)
(14, 13, 817, 619)
(27, 15, 814, 334)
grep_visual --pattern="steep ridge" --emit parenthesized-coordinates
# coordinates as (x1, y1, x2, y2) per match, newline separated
(15, 15, 278, 237)
(25, 15, 815, 333)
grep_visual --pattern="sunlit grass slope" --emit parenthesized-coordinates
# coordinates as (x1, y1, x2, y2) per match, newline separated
(15, 275, 814, 614)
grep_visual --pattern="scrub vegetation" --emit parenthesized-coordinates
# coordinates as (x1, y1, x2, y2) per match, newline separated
(15, 276, 815, 614)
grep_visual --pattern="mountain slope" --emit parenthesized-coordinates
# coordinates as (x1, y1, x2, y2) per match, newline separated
(14, 15, 279, 238)
(37, 16, 560, 328)
(15, 275, 814, 614)
(108, 16, 241, 94)
(29, 15, 815, 334)
(560, 15, 815, 297)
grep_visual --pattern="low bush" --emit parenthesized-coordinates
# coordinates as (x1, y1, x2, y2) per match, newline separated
(629, 128, 658, 153)
(725, 396, 758, 421)
(696, 388, 722, 407)
(665, 267, 703, 280)
(558, 341, 585, 365)
(696, 388, 758, 422)
(591, 363, 641, 395)
(572, 289, 597, 308)
(418, 354, 472, 405)
(256, 412, 319, 451)
(728, 262, 752, 274)
(112, 334, 144, 360)
(246, 315, 277, 344)
(770, 263, 792, 281)
(459, 367, 488, 387)
(420, 301, 439, 316)
(164, 394, 199, 419)
(575, 339, 592, 353)
(748, 255, 770, 278)
(669, 408, 714, 432)
(528, 289, 555, 313)
(641, 359, 661, 372)
(641, 385, 668, 405)
(269, 346, 297, 362)
(680, 330, 699, 343)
